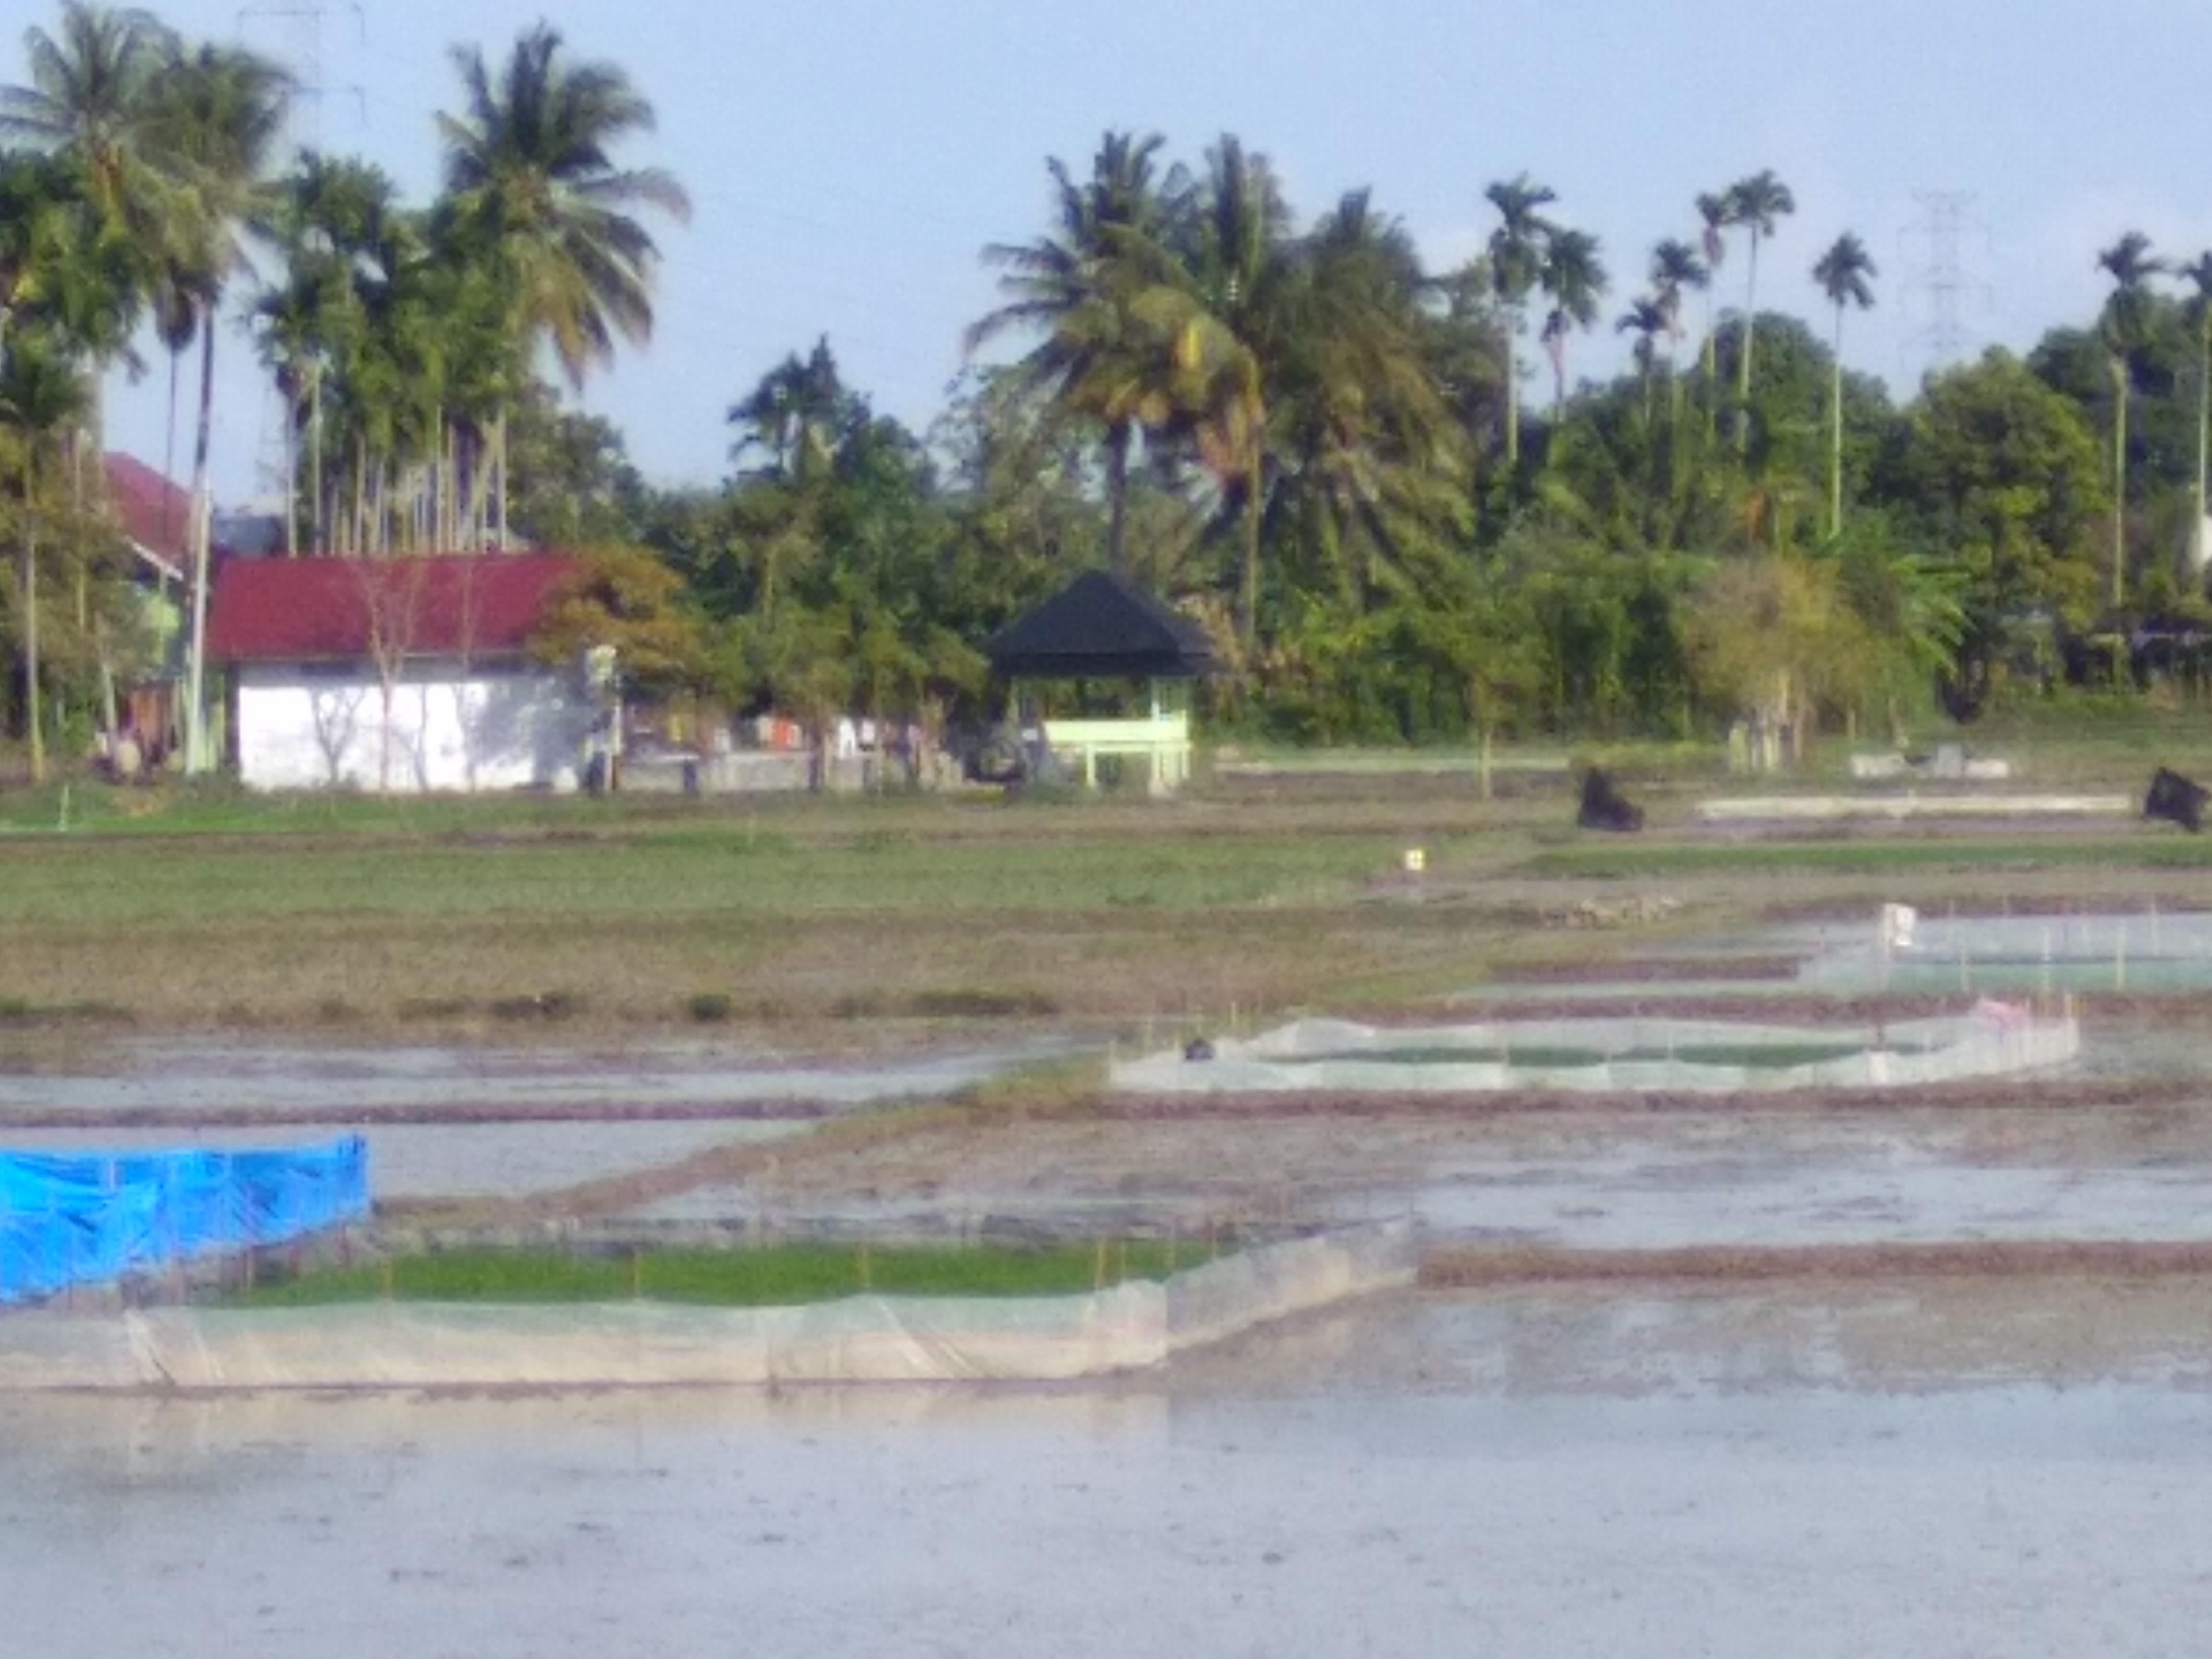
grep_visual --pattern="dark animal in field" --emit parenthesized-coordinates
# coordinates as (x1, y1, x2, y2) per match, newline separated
(1183, 1037, 1217, 1061)
(2144, 767, 2209, 832)
(1577, 768, 1644, 832)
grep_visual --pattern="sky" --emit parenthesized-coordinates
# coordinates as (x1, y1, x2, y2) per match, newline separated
(46, 0, 2212, 509)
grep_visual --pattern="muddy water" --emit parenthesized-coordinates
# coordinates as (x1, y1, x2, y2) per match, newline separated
(0, 1119, 810, 1201)
(9, 1287, 2212, 1659)
(0, 1036, 1067, 1204)
(0, 1035, 1069, 1116)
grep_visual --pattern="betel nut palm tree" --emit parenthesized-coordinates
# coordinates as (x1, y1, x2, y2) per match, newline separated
(1484, 173, 1554, 469)
(1726, 169, 1794, 450)
(2180, 251, 2212, 578)
(2098, 230, 2164, 608)
(1616, 296, 1667, 421)
(438, 22, 690, 541)
(1537, 224, 1606, 419)
(0, 327, 90, 782)
(1812, 230, 1876, 539)
(1648, 236, 1707, 422)
(1694, 190, 1731, 431)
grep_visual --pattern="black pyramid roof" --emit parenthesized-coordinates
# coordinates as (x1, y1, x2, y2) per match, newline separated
(987, 569, 1219, 680)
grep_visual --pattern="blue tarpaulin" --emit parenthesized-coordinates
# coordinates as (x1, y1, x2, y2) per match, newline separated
(0, 1139, 369, 1304)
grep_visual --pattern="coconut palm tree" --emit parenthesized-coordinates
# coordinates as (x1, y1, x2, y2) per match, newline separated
(1812, 231, 1876, 538)
(1160, 134, 1292, 648)
(966, 130, 1168, 574)
(2098, 230, 2164, 608)
(0, 1, 177, 476)
(145, 39, 290, 773)
(1726, 170, 1795, 447)
(439, 30, 689, 370)
(1536, 225, 1606, 418)
(1484, 174, 1555, 469)
(0, 2, 173, 235)
(2178, 251, 2212, 578)
(439, 24, 689, 542)
(1272, 189, 1458, 605)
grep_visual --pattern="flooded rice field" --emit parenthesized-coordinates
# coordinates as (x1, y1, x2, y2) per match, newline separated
(1467, 906, 2212, 1005)
(0, 1035, 1068, 1205)
(0, 1119, 810, 1202)
(625, 1094, 2212, 1252)
(0, 1034, 1068, 1118)
(8, 1285, 2212, 1659)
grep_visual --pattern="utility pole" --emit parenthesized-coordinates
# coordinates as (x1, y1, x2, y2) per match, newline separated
(179, 3, 367, 773)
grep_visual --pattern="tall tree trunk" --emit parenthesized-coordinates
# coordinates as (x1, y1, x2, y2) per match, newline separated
(1239, 445, 1262, 651)
(493, 403, 510, 550)
(163, 342, 183, 553)
(1105, 420, 1131, 577)
(1828, 307, 1845, 540)
(307, 365, 324, 554)
(20, 457, 40, 785)
(2112, 353, 2129, 610)
(1738, 232, 1760, 452)
(183, 310, 218, 776)
(282, 383, 300, 558)
(2197, 323, 2209, 579)
(1701, 289, 1718, 441)
(1502, 312, 1521, 469)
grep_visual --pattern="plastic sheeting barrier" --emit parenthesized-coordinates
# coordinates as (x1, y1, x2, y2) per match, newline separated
(0, 1224, 1415, 1391)
(0, 1140, 368, 1306)
(1113, 1012, 2081, 1095)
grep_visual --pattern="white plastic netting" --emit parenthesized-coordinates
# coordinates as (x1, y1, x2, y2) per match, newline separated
(1112, 1009, 2079, 1095)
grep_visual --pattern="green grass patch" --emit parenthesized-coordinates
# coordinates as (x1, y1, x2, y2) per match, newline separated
(222, 1241, 1205, 1308)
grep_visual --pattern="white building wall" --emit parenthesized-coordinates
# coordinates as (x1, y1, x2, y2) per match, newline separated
(234, 661, 591, 793)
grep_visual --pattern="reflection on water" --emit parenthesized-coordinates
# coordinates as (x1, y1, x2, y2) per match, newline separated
(10, 1287, 2212, 1658)
(0, 1036, 1071, 1115)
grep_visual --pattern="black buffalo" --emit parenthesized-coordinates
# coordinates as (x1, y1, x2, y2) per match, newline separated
(1577, 768, 1644, 832)
(2144, 767, 2209, 832)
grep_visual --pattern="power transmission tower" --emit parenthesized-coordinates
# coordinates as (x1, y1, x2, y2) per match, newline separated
(239, 0, 366, 152)
(238, 1, 366, 508)
(1897, 191, 1992, 384)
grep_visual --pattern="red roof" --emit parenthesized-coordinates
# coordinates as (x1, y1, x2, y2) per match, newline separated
(208, 553, 582, 663)
(104, 453, 194, 573)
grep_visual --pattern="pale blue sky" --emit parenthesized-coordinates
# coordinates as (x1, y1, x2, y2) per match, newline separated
(54, 0, 2212, 508)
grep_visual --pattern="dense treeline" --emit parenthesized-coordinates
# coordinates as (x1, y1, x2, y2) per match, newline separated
(6, 3, 2212, 783)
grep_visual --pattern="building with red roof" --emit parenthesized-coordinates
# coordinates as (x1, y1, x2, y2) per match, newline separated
(102, 453, 193, 585)
(207, 553, 593, 792)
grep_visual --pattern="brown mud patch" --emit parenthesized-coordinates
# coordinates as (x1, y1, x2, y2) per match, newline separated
(1421, 1239, 2212, 1285)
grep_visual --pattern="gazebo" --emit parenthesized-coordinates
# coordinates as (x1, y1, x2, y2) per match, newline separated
(986, 570, 1219, 794)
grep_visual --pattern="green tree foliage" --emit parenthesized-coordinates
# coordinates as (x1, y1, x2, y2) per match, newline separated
(20, 4, 2212, 778)
(528, 543, 705, 698)
(1882, 349, 2107, 709)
